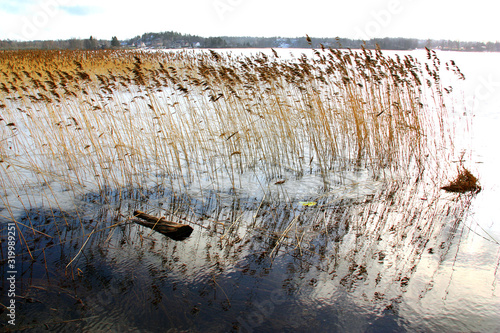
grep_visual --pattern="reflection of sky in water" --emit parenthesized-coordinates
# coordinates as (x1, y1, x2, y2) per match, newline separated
(394, 50, 500, 332)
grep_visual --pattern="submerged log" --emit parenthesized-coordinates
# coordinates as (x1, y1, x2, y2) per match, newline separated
(132, 210, 193, 241)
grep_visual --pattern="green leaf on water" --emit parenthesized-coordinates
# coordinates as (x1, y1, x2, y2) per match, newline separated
(299, 201, 317, 207)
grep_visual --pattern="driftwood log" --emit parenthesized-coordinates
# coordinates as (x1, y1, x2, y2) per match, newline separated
(132, 210, 193, 241)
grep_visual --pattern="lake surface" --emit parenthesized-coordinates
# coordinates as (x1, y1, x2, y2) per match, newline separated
(1, 49, 499, 332)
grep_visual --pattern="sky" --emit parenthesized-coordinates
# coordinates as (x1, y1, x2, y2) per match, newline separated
(0, 0, 498, 42)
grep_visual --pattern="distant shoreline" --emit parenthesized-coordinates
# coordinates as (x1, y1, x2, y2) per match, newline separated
(2, 31, 499, 52)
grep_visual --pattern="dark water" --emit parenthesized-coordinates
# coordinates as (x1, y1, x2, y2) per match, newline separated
(1, 176, 492, 332)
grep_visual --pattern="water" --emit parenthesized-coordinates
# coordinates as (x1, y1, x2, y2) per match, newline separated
(1, 49, 499, 332)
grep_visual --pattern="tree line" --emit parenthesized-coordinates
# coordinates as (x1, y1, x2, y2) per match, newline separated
(1, 31, 499, 52)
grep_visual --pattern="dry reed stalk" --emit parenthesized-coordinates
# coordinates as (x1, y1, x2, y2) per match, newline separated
(0, 47, 468, 261)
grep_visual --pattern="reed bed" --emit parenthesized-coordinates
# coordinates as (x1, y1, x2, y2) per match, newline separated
(0, 47, 470, 260)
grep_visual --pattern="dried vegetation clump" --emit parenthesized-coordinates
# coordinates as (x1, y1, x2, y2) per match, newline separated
(441, 167, 481, 193)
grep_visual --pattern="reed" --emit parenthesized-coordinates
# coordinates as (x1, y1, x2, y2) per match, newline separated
(0, 47, 472, 259)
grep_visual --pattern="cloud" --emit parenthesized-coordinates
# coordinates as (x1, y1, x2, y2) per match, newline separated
(60, 5, 99, 16)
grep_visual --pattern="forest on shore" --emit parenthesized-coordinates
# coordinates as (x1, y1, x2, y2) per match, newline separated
(1, 30, 499, 52)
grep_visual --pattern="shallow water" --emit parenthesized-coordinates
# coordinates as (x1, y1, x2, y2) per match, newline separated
(1, 49, 499, 332)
